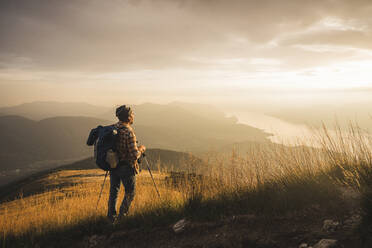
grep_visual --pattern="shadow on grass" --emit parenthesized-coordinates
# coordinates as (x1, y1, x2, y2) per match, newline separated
(327, 161, 372, 248)
(1, 206, 186, 248)
(353, 163, 372, 248)
(184, 173, 343, 221)
(359, 189, 372, 247)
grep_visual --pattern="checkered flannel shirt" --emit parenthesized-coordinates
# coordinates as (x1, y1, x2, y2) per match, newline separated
(114, 121, 142, 165)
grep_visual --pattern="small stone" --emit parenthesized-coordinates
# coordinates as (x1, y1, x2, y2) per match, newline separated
(109, 231, 127, 241)
(344, 214, 362, 228)
(322, 219, 339, 232)
(313, 239, 337, 248)
(89, 235, 98, 246)
(257, 238, 277, 247)
(88, 235, 105, 248)
(173, 218, 188, 233)
(299, 243, 308, 248)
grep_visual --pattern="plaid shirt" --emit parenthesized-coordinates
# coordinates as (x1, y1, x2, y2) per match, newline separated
(114, 121, 142, 165)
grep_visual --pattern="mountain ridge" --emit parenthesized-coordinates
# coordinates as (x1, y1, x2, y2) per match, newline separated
(0, 101, 271, 187)
(0, 101, 111, 120)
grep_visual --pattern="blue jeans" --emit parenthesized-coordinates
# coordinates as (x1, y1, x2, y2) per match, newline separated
(107, 162, 136, 218)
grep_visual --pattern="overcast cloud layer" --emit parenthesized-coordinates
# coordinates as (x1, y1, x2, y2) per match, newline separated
(1, 0, 372, 106)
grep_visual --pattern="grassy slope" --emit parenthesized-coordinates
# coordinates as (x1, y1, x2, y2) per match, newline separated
(1, 125, 372, 247)
(0, 148, 199, 203)
(0, 165, 362, 248)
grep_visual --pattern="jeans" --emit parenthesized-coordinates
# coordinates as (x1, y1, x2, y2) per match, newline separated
(107, 162, 136, 218)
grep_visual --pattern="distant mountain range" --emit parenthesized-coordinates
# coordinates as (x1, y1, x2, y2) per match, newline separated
(0, 101, 111, 120)
(0, 115, 110, 172)
(0, 101, 235, 123)
(0, 101, 271, 174)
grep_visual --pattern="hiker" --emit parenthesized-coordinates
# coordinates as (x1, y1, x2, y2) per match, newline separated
(107, 105, 146, 222)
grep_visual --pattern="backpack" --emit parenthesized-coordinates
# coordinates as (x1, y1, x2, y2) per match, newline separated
(87, 125, 126, 171)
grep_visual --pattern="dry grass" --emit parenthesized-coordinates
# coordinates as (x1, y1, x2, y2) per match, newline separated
(0, 170, 183, 242)
(1, 124, 372, 247)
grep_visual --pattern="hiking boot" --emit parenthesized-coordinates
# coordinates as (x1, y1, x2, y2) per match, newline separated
(107, 215, 117, 224)
(116, 212, 128, 222)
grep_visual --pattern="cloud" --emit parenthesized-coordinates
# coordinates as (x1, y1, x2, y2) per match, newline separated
(0, 0, 372, 74)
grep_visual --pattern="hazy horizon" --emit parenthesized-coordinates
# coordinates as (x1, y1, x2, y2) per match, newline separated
(1, 88, 372, 112)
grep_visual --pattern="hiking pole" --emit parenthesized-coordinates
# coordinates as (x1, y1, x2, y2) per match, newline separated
(143, 154, 161, 199)
(96, 171, 109, 210)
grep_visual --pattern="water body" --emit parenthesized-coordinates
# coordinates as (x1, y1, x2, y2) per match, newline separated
(229, 112, 318, 147)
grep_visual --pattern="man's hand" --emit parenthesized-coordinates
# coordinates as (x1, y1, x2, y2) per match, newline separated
(138, 145, 146, 153)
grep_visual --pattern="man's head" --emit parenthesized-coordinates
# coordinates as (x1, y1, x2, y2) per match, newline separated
(116, 105, 134, 124)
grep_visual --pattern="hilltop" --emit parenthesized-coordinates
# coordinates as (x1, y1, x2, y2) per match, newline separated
(0, 148, 198, 202)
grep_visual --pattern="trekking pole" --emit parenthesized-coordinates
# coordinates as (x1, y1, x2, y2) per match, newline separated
(96, 171, 109, 210)
(143, 154, 161, 199)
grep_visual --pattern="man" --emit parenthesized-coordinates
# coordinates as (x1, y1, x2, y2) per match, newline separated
(107, 105, 146, 222)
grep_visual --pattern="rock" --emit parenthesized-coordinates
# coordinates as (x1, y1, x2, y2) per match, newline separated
(340, 187, 360, 200)
(173, 218, 189, 233)
(89, 235, 98, 247)
(88, 235, 106, 248)
(256, 237, 277, 247)
(109, 231, 127, 242)
(313, 239, 337, 248)
(322, 219, 339, 232)
(309, 204, 321, 211)
(299, 243, 308, 248)
(344, 214, 362, 228)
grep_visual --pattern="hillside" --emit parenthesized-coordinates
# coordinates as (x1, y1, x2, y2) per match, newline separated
(0, 167, 363, 248)
(0, 102, 270, 146)
(56, 149, 201, 172)
(0, 102, 271, 174)
(0, 115, 111, 172)
(0, 148, 200, 202)
(126, 102, 271, 151)
(0, 139, 368, 248)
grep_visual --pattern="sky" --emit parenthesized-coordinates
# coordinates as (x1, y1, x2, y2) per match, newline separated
(1, 0, 372, 107)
